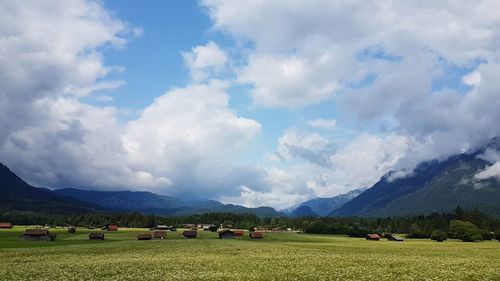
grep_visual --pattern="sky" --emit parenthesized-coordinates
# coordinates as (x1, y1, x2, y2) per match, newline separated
(1, 0, 500, 209)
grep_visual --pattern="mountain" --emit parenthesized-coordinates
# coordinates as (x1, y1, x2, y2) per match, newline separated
(331, 139, 500, 217)
(52, 187, 282, 217)
(293, 188, 366, 216)
(0, 163, 103, 214)
(290, 205, 319, 218)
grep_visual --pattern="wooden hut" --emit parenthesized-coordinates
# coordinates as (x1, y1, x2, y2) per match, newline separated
(233, 229, 244, 238)
(153, 230, 167, 239)
(67, 226, 77, 234)
(387, 234, 404, 242)
(20, 229, 56, 241)
(249, 231, 264, 239)
(218, 229, 235, 239)
(183, 230, 197, 238)
(137, 233, 153, 240)
(0, 222, 13, 229)
(366, 233, 381, 241)
(107, 225, 118, 231)
(88, 232, 105, 240)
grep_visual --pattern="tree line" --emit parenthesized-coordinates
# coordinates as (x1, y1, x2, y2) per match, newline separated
(1, 206, 499, 241)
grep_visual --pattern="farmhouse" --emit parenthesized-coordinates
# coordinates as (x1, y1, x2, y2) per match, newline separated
(88, 232, 105, 240)
(366, 234, 381, 241)
(233, 229, 244, 238)
(153, 230, 167, 239)
(249, 232, 264, 239)
(0, 222, 13, 229)
(183, 230, 197, 238)
(387, 234, 404, 242)
(137, 233, 153, 240)
(218, 229, 235, 239)
(20, 229, 56, 241)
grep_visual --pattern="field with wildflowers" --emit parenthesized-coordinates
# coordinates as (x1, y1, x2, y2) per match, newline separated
(0, 226, 499, 281)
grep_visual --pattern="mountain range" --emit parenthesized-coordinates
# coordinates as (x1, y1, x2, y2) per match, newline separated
(0, 163, 282, 217)
(331, 138, 500, 217)
(1, 137, 500, 218)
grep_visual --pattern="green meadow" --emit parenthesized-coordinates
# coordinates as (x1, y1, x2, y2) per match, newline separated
(0, 227, 499, 281)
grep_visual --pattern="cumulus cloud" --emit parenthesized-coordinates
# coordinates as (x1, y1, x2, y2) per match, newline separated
(182, 41, 228, 82)
(308, 118, 337, 130)
(0, 0, 263, 198)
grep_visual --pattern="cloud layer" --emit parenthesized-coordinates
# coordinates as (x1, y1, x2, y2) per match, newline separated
(2, 1, 500, 209)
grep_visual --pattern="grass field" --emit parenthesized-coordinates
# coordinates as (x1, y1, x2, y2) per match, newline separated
(0, 227, 499, 281)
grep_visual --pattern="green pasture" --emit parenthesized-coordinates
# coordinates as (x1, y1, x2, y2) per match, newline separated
(0, 226, 498, 280)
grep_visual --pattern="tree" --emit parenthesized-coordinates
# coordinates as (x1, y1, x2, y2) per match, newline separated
(430, 230, 447, 242)
(449, 220, 482, 242)
(494, 229, 500, 242)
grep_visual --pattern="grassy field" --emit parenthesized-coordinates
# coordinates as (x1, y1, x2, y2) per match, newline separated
(0, 227, 499, 281)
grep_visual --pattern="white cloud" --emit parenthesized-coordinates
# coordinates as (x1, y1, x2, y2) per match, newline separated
(182, 41, 228, 81)
(308, 118, 337, 129)
(474, 162, 500, 180)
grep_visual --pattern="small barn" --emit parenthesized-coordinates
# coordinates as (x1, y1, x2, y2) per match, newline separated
(233, 229, 244, 238)
(67, 226, 76, 234)
(387, 234, 404, 242)
(88, 232, 105, 240)
(0, 222, 13, 229)
(153, 230, 167, 239)
(366, 233, 381, 241)
(183, 230, 197, 238)
(20, 229, 56, 241)
(137, 233, 153, 240)
(107, 225, 118, 231)
(218, 229, 235, 239)
(249, 231, 264, 239)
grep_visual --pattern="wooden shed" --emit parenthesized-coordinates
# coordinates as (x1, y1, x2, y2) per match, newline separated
(183, 230, 197, 238)
(249, 231, 264, 239)
(20, 229, 56, 241)
(137, 233, 153, 240)
(107, 225, 118, 231)
(366, 233, 381, 241)
(88, 232, 105, 240)
(387, 234, 404, 242)
(218, 229, 235, 239)
(0, 222, 13, 229)
(233, 229, 244, 238)
(153, 230, 167, 239)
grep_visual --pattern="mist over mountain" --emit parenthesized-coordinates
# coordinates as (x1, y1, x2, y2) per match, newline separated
(331, 138, 500, 217)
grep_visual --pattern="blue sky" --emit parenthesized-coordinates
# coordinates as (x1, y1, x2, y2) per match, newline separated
(2, 0, 500, 209)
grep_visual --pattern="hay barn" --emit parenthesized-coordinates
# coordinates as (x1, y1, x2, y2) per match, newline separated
(218, 229, 235, 239)
(387, 234, 404, 241)
(107, 225, 118, 231)
(0, 222, 13, 229)
(88, 232, 105, 240)
(153, 230, 167, 239)
(137, 233, 153, 240)
(20, 229, 56, 241)
(233, 229, 244, 237)
(249, 232, 264, 239)
(366, 233, 381, 241)
(183, 230, 197, 238)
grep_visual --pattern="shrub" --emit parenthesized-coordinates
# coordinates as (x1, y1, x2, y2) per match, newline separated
(449, 220, 482, 242)
(430, 230, 447, 242)
(495, 229, 500, 242)
(479, 229, 494, 240)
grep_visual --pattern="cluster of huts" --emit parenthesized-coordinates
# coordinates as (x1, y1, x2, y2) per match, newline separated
(365, 233, 404, 241)
(6, 222, 265, 242)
